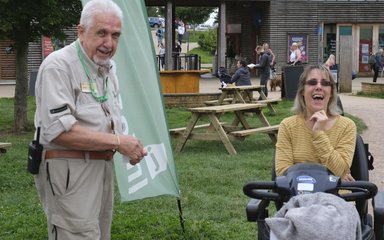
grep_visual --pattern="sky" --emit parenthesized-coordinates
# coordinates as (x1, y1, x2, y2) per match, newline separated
(204, 9, 218, 26)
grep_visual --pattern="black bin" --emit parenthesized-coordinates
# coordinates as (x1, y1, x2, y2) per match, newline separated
(29, 71, 38, 96)
(187, 54, 199, 70)
(282, 65, 304, 100)
(172, 53, 181, 70)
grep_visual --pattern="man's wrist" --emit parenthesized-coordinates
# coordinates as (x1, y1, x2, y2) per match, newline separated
(115, 134, 120, 151)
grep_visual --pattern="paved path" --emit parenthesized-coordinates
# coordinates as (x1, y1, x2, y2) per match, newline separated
(339, 93, 384, 190)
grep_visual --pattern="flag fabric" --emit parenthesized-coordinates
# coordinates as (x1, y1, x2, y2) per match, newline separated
(81, 0, 180, 201)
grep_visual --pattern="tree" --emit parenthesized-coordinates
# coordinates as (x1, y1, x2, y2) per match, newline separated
(146, 6, 165, 17)
(146, 6, 158, 17)
(0, 0, 82, 133)
(175, 7, 216, 26)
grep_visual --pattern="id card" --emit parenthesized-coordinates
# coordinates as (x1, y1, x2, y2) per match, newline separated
(81, 82, 97, 93)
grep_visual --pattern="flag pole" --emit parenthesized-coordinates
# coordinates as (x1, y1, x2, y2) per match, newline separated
(177, 198, 185, 233)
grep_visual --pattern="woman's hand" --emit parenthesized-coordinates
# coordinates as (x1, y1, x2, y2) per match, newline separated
(341, 173, 355, 182)
(309, 110, 328, 131)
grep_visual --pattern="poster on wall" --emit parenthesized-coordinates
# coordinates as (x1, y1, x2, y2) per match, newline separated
(42, 36, 54, 58)
(288, 34, 308, 63)
(361, 43, 369, 64)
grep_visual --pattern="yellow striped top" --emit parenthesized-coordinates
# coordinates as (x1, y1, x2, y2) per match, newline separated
(275, 115, 357, 177)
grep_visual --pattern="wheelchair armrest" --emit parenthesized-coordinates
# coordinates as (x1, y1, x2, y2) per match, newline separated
(373, 191, 384, 239)
(246, 198, 270, 222)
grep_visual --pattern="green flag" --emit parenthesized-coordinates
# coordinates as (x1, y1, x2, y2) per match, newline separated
(81, 0, 180, 201)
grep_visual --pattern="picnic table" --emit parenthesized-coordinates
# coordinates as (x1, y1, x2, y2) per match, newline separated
(170, 103, 279, 155)
(204, 85, 281, 115)
(0, 142, 12, 153)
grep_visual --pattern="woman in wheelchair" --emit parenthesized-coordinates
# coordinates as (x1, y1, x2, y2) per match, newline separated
(244, 66, 383, 239)
(275, 64, 356, 181)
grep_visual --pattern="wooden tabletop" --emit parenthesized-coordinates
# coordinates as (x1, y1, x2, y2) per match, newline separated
(187, 103, 266, 113)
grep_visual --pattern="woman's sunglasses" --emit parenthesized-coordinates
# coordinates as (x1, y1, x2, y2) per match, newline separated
(305, 79, 332, 87)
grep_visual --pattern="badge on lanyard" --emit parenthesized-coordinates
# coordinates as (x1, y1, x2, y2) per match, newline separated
(81, 82, 97, 93)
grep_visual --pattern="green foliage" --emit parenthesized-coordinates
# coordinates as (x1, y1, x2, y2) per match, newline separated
(197, 30, 217, 55)
(356, 91, 384, 99)
(0, 0, 82, 41)
(176, 7, 215, 25)
(146, 6, 159, 17)
(0, 97, 367, 239)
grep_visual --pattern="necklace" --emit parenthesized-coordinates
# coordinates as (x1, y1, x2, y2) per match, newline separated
(76, 40, 109, 103)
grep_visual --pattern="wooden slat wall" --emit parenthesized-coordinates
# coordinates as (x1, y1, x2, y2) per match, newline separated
(28, 40, 42, 73)
(0, 40, 16, 81)
(268, 0, 384, 71)
(226, 1, 270, 63)
(28, 26, 77, 73)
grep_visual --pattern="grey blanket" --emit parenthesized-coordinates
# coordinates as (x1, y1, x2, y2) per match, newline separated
(265, 192, 362, 240)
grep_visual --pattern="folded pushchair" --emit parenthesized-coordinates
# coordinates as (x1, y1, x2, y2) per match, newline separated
(217, 66, 232, 87)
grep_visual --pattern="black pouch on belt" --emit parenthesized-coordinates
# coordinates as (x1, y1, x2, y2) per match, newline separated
(27, 127, 43, 174)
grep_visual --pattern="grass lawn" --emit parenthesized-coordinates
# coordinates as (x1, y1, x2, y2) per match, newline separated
(184, 30, 215, 64)
(0, 97, 366, 239)
(187, 47, 213, 64)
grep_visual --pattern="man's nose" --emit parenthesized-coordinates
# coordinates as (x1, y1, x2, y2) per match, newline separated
(103, 35, 113, 47)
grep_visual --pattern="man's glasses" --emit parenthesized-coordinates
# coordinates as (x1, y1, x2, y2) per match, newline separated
(305, 79, 332, 87)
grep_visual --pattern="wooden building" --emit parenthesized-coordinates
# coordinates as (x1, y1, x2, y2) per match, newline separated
(1, 0, 383, 82)
(146, 0, 384, 75)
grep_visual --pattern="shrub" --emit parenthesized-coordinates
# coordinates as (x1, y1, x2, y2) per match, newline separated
(197, 31, 217, 55)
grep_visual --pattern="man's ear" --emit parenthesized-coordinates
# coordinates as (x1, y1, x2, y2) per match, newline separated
(77, 24, 85, 38)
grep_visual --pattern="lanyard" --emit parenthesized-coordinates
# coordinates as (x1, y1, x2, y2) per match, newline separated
(76, 40, 109, 103)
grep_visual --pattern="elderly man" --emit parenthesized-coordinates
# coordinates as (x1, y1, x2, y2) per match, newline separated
(34, 0, 147, 239)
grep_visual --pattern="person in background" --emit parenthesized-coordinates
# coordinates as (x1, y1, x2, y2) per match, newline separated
(253, 45, 271, 98)
(177, 20, 185, 45)
(324, 54, 335, 70)
(275, 64, 356, 181)
(373, 48, 383, 83)
(174, 41, 182, 69)
(159, 43, 165, 69)
(156, 26, 164, 47)
(230, 60, 251, 86)
(288, 42, 302, 66)
(263, 43, 276, 67)
(34, 0, 147, 238)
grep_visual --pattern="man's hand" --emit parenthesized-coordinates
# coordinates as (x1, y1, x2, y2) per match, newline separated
(118, 135, 148, 165)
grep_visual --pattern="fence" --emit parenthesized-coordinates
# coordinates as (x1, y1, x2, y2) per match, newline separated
(156, 53, 200, 71)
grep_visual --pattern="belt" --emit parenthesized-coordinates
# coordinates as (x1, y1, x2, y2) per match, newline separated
(45, 150, 114, 161)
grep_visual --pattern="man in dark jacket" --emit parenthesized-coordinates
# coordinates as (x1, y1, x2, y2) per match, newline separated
(373, 48, 383, 83)
(253, 45, 271, 98)
(231, 60, 251, 86)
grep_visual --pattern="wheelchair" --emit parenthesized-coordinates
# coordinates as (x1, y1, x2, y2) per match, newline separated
(243, 135, 384, 240)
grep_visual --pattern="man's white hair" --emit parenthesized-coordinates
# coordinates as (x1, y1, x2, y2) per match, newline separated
(80, 0, 123, 30)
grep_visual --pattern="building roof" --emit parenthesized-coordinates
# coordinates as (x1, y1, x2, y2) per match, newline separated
(145, 0, 266, 7)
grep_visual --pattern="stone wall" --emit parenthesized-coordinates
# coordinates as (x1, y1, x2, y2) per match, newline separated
(163, 93, 221, 108)
(361, 82, 384, 94)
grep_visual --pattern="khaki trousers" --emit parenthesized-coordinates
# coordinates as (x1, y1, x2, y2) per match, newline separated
(35, 156, 114, 240)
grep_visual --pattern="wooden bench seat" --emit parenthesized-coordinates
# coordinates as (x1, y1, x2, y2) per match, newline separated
(0, 142, 12, 153)
(229, 125, 279, 137)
